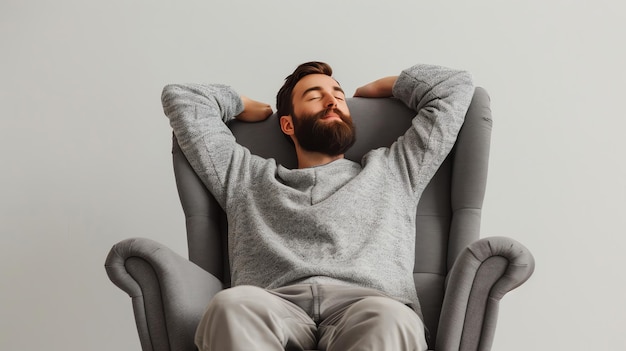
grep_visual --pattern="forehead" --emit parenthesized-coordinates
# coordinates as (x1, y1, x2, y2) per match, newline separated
(293, 74, 341, 97)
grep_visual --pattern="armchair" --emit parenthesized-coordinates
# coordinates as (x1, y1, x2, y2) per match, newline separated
(105, 87, 534, 350)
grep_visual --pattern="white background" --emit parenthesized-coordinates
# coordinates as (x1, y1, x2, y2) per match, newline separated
(2, 1, 625, 350)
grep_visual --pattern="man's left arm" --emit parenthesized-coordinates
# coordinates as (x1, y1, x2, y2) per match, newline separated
(356, 64, 475, 194)
(354, 76, 398, 98)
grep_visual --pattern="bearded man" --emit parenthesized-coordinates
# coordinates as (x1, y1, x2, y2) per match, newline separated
(161, 61, 474, 351)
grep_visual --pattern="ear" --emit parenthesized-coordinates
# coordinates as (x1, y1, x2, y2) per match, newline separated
(280, 115, 295, 136)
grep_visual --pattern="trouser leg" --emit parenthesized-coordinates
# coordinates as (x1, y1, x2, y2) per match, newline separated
(194, 285, 317, 351)
(317, 289, 428, 351)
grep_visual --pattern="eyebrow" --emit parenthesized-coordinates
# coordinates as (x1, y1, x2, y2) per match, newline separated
(301, 85, 345, 98)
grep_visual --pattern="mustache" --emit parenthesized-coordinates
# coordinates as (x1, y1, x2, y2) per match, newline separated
(312, 107, 350, 122)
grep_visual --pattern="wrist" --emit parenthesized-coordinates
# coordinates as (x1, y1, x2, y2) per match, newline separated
(236, 96, 273, 123)
(354, 76, 398, 98)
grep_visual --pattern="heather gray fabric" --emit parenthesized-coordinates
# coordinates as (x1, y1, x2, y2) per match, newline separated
(160, 65, 474, 318)
(105, 86, 535, 351)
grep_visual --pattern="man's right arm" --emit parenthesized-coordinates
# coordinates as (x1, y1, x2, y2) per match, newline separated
(237, 96, 273, 122)
(161, 84, 270, 205)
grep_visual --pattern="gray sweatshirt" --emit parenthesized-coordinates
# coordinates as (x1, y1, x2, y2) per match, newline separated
(162, 64, 474, 317)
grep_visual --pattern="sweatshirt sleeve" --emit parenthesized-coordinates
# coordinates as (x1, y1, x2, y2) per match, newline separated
(161, 83, 247, 206)
(388, 64, 474, 195)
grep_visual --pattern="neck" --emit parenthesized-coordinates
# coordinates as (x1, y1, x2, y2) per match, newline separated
(295, 146, 344, 169)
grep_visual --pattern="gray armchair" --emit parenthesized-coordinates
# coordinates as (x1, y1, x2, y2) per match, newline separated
(105, 87, 535, 351)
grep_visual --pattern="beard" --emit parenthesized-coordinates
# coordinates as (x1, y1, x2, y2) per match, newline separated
(292, 107, 356, 156)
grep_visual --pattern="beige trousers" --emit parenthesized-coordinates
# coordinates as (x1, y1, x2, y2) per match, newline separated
(195, 284, 428, 351)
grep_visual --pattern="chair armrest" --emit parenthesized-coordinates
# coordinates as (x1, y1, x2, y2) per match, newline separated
(105, 237, 223, 351)
(436, 236, 535, 351)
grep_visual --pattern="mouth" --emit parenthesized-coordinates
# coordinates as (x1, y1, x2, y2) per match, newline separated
(322, 114, 342, 121)
(320, 109, 343, 122)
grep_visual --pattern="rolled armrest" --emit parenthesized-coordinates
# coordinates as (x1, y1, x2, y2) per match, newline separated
(105, 237, 223, 351)
(436, 236, 535, 351)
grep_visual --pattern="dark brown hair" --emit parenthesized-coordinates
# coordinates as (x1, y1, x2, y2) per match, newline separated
(276, 61, 333, 119)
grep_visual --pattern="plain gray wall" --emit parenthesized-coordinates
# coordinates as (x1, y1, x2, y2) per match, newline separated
(1, 1, 624, 350)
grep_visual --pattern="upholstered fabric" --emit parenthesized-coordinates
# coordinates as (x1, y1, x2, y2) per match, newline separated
(105, 87, 535, 351)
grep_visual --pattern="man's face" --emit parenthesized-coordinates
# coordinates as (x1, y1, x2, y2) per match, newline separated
(289, 74, 356, 156)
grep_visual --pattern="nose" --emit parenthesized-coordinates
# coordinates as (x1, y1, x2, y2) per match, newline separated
(325, 94, 338, 108)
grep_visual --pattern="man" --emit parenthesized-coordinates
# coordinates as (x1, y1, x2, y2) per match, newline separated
(162, 62, 474, 351)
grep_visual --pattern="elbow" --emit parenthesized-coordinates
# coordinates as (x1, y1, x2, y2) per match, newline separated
(455, 70, 474, 90)
(161, 84, 186, 112)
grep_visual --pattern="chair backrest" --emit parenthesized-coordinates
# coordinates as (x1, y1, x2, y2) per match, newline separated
(171, 88, 492, 342)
